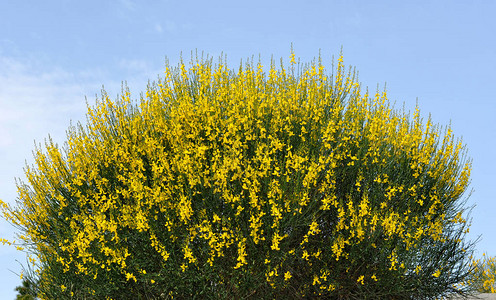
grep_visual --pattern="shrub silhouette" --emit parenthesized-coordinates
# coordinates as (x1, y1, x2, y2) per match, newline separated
(1, 51, 477, 299)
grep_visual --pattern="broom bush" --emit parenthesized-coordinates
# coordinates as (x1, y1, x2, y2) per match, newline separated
(1, 50, 477, 299)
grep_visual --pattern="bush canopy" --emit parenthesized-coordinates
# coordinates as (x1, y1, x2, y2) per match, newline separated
(1, 51, 476, 299)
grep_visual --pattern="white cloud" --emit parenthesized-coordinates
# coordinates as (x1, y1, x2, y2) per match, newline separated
(0, 55, 161, 200)
(0, 56, 98, 205)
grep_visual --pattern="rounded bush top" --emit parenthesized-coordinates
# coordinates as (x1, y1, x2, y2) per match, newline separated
(2, 50, 475, 299)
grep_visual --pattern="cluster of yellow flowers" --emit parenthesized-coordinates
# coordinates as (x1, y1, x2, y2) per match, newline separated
(467, 253, 496, 293)
(0, 50, 474, 298)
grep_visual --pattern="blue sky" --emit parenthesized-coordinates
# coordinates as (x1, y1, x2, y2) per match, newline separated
(1, 0, 495, 297)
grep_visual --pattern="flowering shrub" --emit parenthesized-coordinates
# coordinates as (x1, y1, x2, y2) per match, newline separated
(1, 51, 476, 299)
(468, 254, 496, 293)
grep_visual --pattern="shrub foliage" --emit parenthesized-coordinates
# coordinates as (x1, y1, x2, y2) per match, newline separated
(469, 253, 496, 293)
(1, 51, 476, 299)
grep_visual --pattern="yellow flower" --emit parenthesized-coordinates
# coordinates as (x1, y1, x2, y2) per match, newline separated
(180, 263, 187, 272)
(284, 271, 292, 281)
(432, 270, 441, 278)
(126, 272, 137, 282)
(415, 265, 422, 274)
(313, 275, 321, 286)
